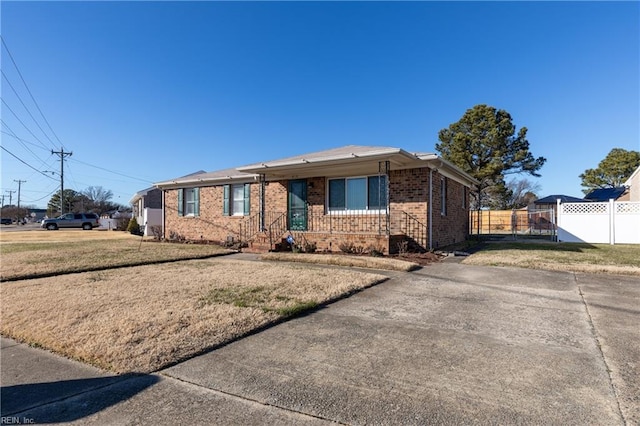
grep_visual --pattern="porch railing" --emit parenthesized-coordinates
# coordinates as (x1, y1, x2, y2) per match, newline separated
(391, 211, 428, 251)
(268, 212, 288, 247)
(239, 211, 288, 244)
(306, 210, 390, 235)
(240, 209, 429, 252)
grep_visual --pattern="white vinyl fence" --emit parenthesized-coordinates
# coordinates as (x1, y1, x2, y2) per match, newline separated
(557, 199, 640, 244)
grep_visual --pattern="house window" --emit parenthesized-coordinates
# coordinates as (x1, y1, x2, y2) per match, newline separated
(328, 175, 387, 212)
(223, 184, 250, 216)
(177, 188, 200, 217)
(462, 186, 467, 209)
(440, 178, 447, 216)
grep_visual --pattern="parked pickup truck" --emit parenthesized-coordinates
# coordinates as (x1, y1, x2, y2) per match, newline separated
(41, 213, 100, 230)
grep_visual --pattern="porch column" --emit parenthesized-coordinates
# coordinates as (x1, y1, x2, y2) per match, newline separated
(260, 174, 266, 231)
(378, 160, 390, 235)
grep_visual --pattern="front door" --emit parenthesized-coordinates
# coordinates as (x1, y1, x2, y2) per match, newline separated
(288, 179, 307, 231)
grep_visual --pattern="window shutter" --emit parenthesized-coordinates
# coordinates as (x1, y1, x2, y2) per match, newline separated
(194, 188, 200, 216)
(223, 185, 230, 216)
(244, 184, 251, 215)
(177, 189, 184, 217)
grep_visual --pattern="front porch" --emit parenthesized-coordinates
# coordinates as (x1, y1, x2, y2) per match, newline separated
(239, 210, 429, 254)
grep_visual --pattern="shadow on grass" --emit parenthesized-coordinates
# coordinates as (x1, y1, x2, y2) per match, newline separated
(0, 251, 236, 283)
(482, 242, 596, 252)
(156, 275, 390, 373)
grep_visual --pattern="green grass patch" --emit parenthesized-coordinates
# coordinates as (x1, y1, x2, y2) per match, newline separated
(200, 286, 318, 317)
(273, 301, 319, 317)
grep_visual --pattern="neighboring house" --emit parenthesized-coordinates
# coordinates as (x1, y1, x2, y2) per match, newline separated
(622, 164, 640, 202)
(530, 194, 591, 230)
(584, 187, 628, 202)
(27, 208, 47, 223)
(155, 145, 478, 253)
(98, 210, 132, 230)
(130, 186, 163, 236)
(532, 194, 590, 213)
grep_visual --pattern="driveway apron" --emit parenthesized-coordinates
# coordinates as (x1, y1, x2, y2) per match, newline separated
(164, 262, 628, 425)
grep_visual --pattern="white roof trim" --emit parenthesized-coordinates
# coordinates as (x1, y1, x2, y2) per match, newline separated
(624, 164, 640, 186)
(237, 147, 414, 171)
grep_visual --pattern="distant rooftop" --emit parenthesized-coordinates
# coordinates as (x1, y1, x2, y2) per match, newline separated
(534, 194, 589, 204)
(584, 187, 627, 202)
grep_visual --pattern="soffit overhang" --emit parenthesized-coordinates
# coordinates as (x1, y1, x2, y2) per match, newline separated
(155, 149, 479, 189)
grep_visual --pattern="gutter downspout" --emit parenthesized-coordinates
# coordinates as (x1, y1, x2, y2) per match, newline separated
(429, 168, 433, 251)
(161, 190, 166, 240)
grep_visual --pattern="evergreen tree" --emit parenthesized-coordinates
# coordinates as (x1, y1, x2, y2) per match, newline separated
(579, 148, 640, 193)
(436, 104, 546, 210)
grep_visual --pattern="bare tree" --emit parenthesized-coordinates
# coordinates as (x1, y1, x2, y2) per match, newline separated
(506, 178, 541, 209)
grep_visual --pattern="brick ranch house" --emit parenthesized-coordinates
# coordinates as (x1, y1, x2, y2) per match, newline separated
(154, 145, 478, 254)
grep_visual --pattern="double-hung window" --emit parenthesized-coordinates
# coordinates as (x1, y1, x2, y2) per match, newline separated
(177, 188, 200, 217)
(328, 175, 387, 212)
(440, 177, 447, 216)
(223, 183, 251, 216)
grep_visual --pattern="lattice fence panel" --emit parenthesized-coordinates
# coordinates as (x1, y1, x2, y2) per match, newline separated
(562, 203, 608, 214)
(616, 202, 640, 214)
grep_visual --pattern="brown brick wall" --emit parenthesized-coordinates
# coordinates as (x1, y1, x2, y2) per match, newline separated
(430, 173, 470, 248)
(164, 184, 263, 243)
(163, 168, 470, 250)
(290, 231, 388, 254)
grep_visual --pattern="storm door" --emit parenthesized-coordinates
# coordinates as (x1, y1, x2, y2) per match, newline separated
(288, 179, 307, 231)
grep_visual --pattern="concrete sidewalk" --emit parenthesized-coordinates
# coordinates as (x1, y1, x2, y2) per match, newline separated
(2, 262, 638, 425)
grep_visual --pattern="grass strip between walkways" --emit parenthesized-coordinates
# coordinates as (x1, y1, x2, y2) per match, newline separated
(462, 241, 640, 276)
(260, 252, 420, 271)
(1, 258, 386, 373)
(0, 232, 232, 281)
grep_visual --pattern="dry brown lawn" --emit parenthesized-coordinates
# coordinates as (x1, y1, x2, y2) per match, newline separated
(260, 252, 419, 271)
(1, 258, 386, 373)
(463, 241, 640, 276)
(1, 231, 231, 281)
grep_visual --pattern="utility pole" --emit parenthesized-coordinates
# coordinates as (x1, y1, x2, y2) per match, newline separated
(13, 179, 26, 208)
(5, 190, 16, 207)
(51, 148, 72, 214)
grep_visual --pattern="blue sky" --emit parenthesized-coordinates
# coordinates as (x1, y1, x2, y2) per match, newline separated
(1, 1, 638, 209)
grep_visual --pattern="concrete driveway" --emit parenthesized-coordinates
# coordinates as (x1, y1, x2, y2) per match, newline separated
(2, 261, 638, 424)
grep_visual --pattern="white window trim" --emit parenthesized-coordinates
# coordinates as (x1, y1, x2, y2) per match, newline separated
(184, 188, 198, 217)
(231, 184, 246, 216)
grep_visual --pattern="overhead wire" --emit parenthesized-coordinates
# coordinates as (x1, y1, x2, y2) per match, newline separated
(1, 36, 65, 150)
(1, 36, 153, 204)
(69, 157, 155, 184)
(1, 119, 52, 170)
(1, 146, 57, 180)
(1, 72, 57, 150)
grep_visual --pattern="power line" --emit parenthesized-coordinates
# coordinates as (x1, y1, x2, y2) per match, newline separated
(5, 190, 16, 206)
(1, 128, 50, 152)
(0, 146, 57, 180)
(1, 36, 65, 150)
(21, 187, 59, 203)
(1, 119, 52, 171)
(1, 73, 56, 150)
(51, 148, 72, 214)
(13, 179, 26, 208)
(69, 157, 154, 184)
